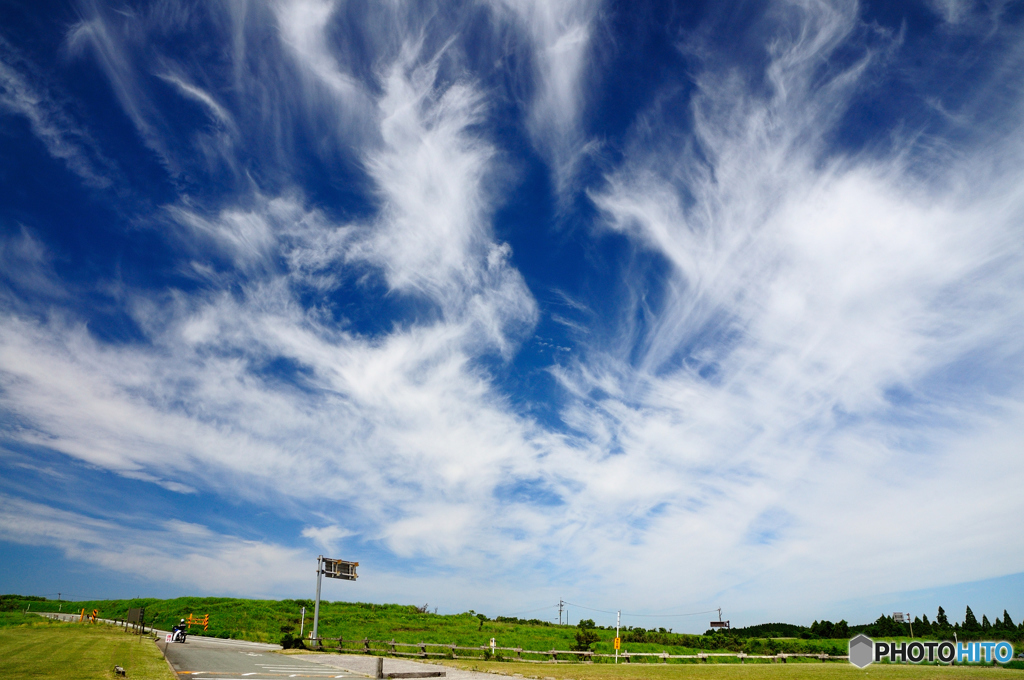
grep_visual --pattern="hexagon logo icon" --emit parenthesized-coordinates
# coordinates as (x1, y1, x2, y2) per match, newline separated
(849, 634, 874, 668)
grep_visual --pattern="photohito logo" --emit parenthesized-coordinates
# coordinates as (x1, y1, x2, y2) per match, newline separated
(848, 634, 1015, 668)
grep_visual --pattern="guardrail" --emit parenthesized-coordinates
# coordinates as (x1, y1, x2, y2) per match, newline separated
(307, 638, 848, 664)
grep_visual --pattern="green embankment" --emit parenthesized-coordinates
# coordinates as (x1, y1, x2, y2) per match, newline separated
(0, 612, 175, 680)
(3, 596, 846, 655)
(4, 596, 1022, 671)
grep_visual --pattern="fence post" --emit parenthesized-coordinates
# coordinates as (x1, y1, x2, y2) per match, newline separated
(420, 642, 426, 657)
(516, 647, 522, 660)
(364, 637, 370, 653)
(451, 644, 457, 659)
(661, 653, 668, 664)
(390, 639, 396, 654)
(375, 657, 384, 679)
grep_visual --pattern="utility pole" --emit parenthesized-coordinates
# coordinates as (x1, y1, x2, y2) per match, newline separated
(615, 610, 621, 664)
(312, 556, 323, 645)
(558, 600, 564, 626)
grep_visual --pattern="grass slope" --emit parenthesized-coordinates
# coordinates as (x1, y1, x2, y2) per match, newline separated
(0, 612, 175, 680)
(3, 597, 844, 655)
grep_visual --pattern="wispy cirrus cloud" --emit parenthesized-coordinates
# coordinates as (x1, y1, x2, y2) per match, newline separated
(0, 36, 114, 188)
(0, 493, 309, 595)
(489, 0, 601, 195)
(573, 0, 1024, 606)
(2, 0, 1024, 624)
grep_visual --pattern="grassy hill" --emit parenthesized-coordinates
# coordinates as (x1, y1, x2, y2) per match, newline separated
(1, 595, 848, 656)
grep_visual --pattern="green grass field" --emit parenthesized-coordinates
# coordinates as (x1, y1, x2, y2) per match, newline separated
(436, 658, 1024, 679)
(0, 612, 175, 680)
(6, 597, 1022, 677)
(4, 597, 846, 655)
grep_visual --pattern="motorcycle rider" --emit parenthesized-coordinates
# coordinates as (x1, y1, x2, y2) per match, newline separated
(172, 618, 187, 642)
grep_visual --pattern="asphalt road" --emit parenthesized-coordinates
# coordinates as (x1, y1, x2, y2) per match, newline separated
(160, 636, 366, 680)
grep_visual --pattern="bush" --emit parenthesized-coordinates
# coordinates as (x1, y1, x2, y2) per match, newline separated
(280, 633, 307, 650)
(573, 625, 600, 651)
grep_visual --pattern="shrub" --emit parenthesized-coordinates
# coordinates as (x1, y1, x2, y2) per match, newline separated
(280, 633, 307, 650)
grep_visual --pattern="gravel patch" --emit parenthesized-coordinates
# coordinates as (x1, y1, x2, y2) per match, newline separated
(298, 653, 506, 680)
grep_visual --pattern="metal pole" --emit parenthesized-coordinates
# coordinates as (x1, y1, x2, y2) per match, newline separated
(616, 610, 620, 664)
(312, 556, 323, 646)
(300, 606, 306, 637)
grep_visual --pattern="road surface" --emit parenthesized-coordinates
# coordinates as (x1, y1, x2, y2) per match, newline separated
(160, 636, 365, 680)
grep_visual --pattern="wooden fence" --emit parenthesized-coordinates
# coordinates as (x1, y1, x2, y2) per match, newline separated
(308, 638, 849, 664)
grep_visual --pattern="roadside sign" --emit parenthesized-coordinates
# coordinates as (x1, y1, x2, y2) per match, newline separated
(614, 637, 621, 650)
(322, 558, 358, 580)
(165, 634, 173, 643)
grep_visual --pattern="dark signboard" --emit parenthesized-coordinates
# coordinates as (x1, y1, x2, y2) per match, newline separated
(323, 558, 358, 580)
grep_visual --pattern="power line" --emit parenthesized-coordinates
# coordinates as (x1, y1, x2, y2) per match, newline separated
(563, 601, 720, 618)
(626, 609, 720, 618)
(504, 604, 560, 617)
(562, 601, 617, 615)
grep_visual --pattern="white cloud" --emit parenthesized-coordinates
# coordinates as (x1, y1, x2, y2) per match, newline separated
(489, 0, 601, 193)
(157, 72, 235, 129)
(2, 0, 1024, 625)
(301, 525, 353, 554)
(574, 0, 1024, 617)
(0, 494, 310, 596)
(0, 36, 113, 188)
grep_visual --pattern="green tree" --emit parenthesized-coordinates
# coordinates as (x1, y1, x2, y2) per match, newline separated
(834, 620, 849, 639)
(572, 620, 600, 651)
(811, 620, 834, 638)
(936, 607, 949, 627)
(1003, 610, 1015, 630)
(964, 606, 980, 632)
(981, 615, 991, 631)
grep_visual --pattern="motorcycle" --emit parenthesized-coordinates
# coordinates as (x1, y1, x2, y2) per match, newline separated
(171, 622, 187, 643)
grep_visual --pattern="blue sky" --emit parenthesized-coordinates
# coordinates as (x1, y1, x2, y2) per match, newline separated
(2, 0, 1024, 632)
